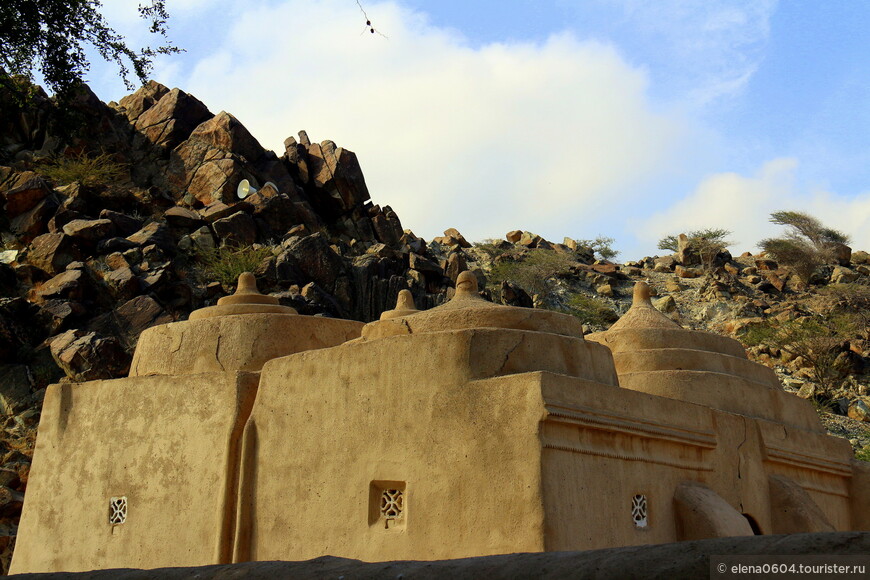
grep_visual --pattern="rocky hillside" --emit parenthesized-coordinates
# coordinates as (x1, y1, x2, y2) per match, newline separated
(0, 80, 869, 572)
(467, 232, 870, 454)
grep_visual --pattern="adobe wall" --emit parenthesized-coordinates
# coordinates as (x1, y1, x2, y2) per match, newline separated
(11, 372, 258, 573)
(535, 371, 719, 549)
(537, 372, 854, 548)
(11, 274, 366, 574)
(526, 371, 852, 550)
(235, 342, 858, 562)
(234, 328, 616, 562)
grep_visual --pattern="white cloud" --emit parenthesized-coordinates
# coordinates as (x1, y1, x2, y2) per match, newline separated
(151, 0, 695, 245)
(637, 158, 870, 254)
(605, 0, 777, 105)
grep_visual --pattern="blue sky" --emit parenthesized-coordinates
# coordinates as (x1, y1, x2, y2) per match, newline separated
(86, 0, 870, 259)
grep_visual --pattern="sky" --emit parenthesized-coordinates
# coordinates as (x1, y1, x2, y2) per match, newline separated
(80, 0, 870, 259)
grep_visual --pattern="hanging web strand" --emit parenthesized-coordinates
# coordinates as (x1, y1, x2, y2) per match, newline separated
(356, 0, 388, 38)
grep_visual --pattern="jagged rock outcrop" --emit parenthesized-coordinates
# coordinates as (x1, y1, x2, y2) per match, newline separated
(132, 87, 212, 151)
(0, 78, 485, 392)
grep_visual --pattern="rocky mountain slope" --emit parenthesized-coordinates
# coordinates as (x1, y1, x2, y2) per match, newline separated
(0, 80, 868, 573)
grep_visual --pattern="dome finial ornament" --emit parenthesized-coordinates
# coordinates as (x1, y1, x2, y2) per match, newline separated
(453, 271, 479, 300)
(634, 281, 652, 306)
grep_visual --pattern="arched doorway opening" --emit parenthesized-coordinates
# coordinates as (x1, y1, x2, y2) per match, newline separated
(742, 513, 763, 535)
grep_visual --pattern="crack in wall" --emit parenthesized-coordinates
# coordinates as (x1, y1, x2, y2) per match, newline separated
(735, 416, 749, 480)
(498, 336, 525, 374)
(215, 335, 226, 372)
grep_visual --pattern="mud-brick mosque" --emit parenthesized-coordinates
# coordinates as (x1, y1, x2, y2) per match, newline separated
(10, 272, 870, 573)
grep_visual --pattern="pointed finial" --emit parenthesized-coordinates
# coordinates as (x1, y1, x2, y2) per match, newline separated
(236, 272, 259, 295)
(379, 288, 420, 320)
(633, 281, 652, 306)
(597, 279, 680, 331)
(215, 272, 281, 307)
(395, 289, 416, 311)
(454, 270, 479, 299)
(189, 271, 297, 318)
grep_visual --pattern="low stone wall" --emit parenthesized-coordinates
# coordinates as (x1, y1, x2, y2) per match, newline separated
(11, 532, 870, 580)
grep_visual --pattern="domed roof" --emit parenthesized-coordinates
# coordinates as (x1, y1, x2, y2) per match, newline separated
(585, 281, 823, 431)
(606, 281, 681, 331)
(587, 281, 746, 358)
(130, 272, 362, 376)
(362, 271, 586, 340)
(189, 272, 297, 320)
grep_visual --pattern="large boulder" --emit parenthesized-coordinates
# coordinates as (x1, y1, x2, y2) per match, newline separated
(250, 194, 322, 240)
(117, 80, 170, 123)
(848, 398, 870, 422)
(409, 252, 442, 276)
(99, 210, 143, 237)
(168, 111, 291, 205)
(831, 266, 859, 284)
(126, 222, 175, 255)
(102, 267, 141, 300)
(49, 329, 130, 381)
(370, 207, 403, 247)
(88, 295, 172, 349)
(25, 233, 81, 275)
(185, 158, 243, 206)
(186, 110, 264, 162)
(163, 207, 204, 230)
(676, 233, 700, 266)
(134, 88, 212, 150)
(831, 243, 852, 266)
(306, 140, 371, 212)
(62, 218, 115, 242)
(38, 300, 87, 334)
(501, 280, 533, 308)
(10, 195, 59, 243)
(212, 211, 257, 246)
(280, 233, 346, 292)
(4, 176, 51, 218)
(34, 269, 86, 302)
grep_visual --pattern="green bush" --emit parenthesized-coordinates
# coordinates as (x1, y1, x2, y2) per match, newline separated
(809, 395, 835, 414)
(37, 151, 127, 186)
(657, 228, 731, 252)
(759, 210, 850, 285)
(741, 314, 855, 396)
(740, 321, 779, 348)
(575, 235, 619, 261)
(657, 228, 733, 270)
(194, 244, 272, 287)
(487, 249, 576, 296)
(855, 447, 870, 462)
(561, 293, 619, 328)
(818, 283, 870, 337)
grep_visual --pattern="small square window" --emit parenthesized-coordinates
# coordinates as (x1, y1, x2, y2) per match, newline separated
(380, 488, 404, 518)
(109, 496, 127, 525)
(369, 481, 406, 530)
